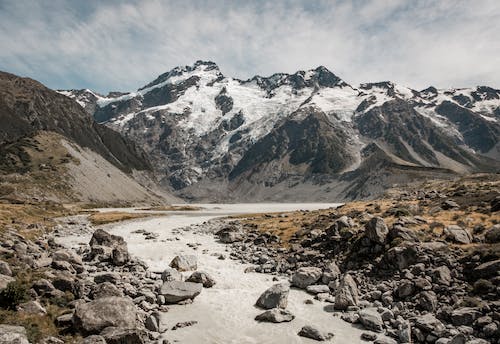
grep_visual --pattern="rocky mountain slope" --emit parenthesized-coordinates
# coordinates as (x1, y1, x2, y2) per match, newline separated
(0, 71, 173, 204)
(63, 61, 500, 201)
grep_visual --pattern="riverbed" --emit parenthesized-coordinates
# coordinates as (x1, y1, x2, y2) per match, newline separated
(59, 203, 372, 343)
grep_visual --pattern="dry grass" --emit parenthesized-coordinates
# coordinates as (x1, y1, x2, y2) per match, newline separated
(88, 211, 160, 226)
(139, 205, 203, 211)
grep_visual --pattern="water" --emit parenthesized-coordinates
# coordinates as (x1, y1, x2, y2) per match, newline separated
(60, 203, 373, 343)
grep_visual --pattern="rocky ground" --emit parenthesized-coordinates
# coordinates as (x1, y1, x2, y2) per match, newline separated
(0, 174, 498, 343)
(214, 174, 500, 343)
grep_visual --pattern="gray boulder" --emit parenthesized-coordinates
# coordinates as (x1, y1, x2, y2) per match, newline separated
(255, 308, 295, 323)
(89, 229, 129, 265)
(186, 271, 216, 288)
(161, 267, 182, 282)
(365, 217, 389, 244)
(291, 267, 322, 289)
(334, 274, 359, 310)
(72, 297, 137, 334)
(472, 259, 500, 279)
(450, 307, 482, 326)
(485, 224, 500, 243)
(255, 282, 289, 309)
(100, 327, 144, 344)
(444, 225, 471, 244)
(17, 300, 46, 315)
(0, 260, 12, 276)
(90, 282, 123, 299)
(169, 255, 197, 272)
(297, 325, 333, 341)
(216, 226, 243, 243)
(159, 281, 202, 303)
(431, 265, 452, 286)
(414, 313, 445, 333)
(321, 262, 341, 284)
(0, 324, 30, 344)
(358, 308, 384, 332)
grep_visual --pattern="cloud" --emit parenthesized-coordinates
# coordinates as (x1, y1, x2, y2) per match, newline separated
(0, 0, 499, 93)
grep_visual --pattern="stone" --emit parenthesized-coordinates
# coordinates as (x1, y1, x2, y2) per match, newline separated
(291, 267, 322, 289)
(111, 247, 129, 266)
(334, 274, 359, 310)
(374, 338, 397, 344)
(145, 313, 160, 332)
(449, 333, 466, 344)
(414, 313, 445, 333)
(72, 297, 137, 334)
(361, 332, 377, 341)
(255, 282, 289, 309)
(395, 280, 414, 298)
(17, 300, 46, 314)
(186, 271, 216, 288)
(442, 200, 460, 210)
(32, 279, 55, 295)
(358, 308, 384, 332)
(89, 229, 129, 265)
(159, 281, 202, 303)
(321, 262, 341, 284)
(82, 335, 106, 344)
(450, 307, 482, 326)
(0, 260, 12, 276)
(0, 274, 15, 292)
(90, 282, 123, 299)
(56, 313, 74, 327)
(432, 265, 452, 286)
(417, 291, 438, 312)
(384, 246, 418, 270)
(100, 327, 144, 344)
(52, 249, 83, 267)
(94, 272, 120, 284)
(397, 320, 411, 343)
(171, 321, 198, 330)
(160, 267, 182, 282)
(306, 285, 330, 295)
(216, 226, 243, 243)
(472, 259, 500, 279)
(444, 225, 471, 244)
(52, 274, 75, 293)
(169, 255, 197, 272)
(365, 217, 389, 244)
(0, 324, 29, 344)
(485, 224, 500, 243)
(297, 325, 333, 341)
(40, 336, 64, 344)
(255, 308, 295, 323)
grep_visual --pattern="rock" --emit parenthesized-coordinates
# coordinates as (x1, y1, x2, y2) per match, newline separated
(358, 308, 384, 332)
(56, 313, 74, 327)
(169, 255, 197, 272)
(485, 224, 500, 243)
(450, 307, 482, 326)
(365, 217, 389, 244)
(417, 291, 438, 312)
(0, 274, 15, 292)
(52, 274, 75, 293)
(90, 282, 123, 299)
(216, 226, 243, 243)
(491, 196, 500, 212)
(341, 313, 359, 323)
(89, 229, 129, 265)
(321, 262, 341, 284)
(160, 267, 182, 282)
(145, 313, 160, 332)
(361, 332, 377, 341)
(159, 281, 202, 303)
(255, 282, 289, 309)
(32, 279, 55, 295)
(255, 308, 295, 323)
(291, 267, 322, 289)
(111, 247, 129, 266)
(431, 265, 452, 286)
(394, 280, 414, 298)
(444, 225, 472, 244)
(186, 271, 216, 288)
(0, 324, 29, 344)
(397, 320, 411, 343)
(82, 335, 106, 344)
(171, 321, 198, 330)
(442, 200, 460, 210)
(72, 297, 137, 334)
(40, 336, 64, 344)
(384, 245, 418, 270)
(52, 260, 76, 273)
(414, 313, 445, 333)
(306, 285, 330, 295)
(52, 249, 84, 270)
(100, 327, 144, 344)
(94, 272, 120, 284)
(449, 333, 466, 344)
(374, 338, 397, 344)
(334, 274, 359, 310)
(297, 325, 333, 341)
(0, 260, 12, 276)
(17, 300, 46, 314)
(472, 259, 500, 279)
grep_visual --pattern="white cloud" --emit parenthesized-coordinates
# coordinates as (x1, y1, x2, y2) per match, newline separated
(0, 0, 499, 92)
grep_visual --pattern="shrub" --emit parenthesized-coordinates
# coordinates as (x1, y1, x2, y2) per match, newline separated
(0, 279, 30, 309)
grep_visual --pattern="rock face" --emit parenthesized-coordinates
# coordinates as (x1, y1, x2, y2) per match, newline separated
(255, 308, 295, 323)
(159, 281, 202, 303)
(291, 267, 322, 289)
(169, 255, 197, 272)
(358, 308, 384, 332)
(72, 297, 137, 334)
(0, 324, 30, 344)
(255, 282, 290, 309)
(186, 271, 216, 288)
(334, 274, 359, 310)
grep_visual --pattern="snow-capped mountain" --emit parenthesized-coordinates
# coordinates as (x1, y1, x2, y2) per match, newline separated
(61, 61, 500, 201)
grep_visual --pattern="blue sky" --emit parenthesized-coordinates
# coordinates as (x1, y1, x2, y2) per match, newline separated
(1, 0, 499, 93)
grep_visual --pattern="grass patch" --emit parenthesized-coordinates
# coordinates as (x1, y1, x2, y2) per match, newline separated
(88, 211, 160, 225)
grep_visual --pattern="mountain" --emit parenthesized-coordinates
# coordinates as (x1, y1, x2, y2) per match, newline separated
(0, 71, 176, 204)
(62, 61, 500, 201)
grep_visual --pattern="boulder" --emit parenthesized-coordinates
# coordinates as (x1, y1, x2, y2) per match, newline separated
(397, 320, 412, 343)
(145, 313, 160, 332)
(94, 272, 120, 284)
(291, 267, 322, 289)
(186, 271, 216, 288)
(32, 279, 55, 295)
(89, 229, 129, 265)
(159, 281, 202, 303)
(431, 266, 452, 286)
(450, 307, 482, 326)
(334, 274, 359, 310)
(443, 225, 471, 244)
(306, 285, 330, 295)
(90, 282, 123, 299)
(472, 259, 500, 279)
(442, 200, 459, 210)
(169, 255, 197, 272)
(297, 325, 333, 341)
(417, 291, 438, 312)
(358, 308, 384, 332)
(0, 260, 12, 276)
(255, 308, 295, 323)
(0, 324, 30, 344)
(72, 297, 137, 334)
(0, 274, 15, 293)
(255, 282, 289, 309)
(17, 300, 46, 314)
(365, 217, 389, 244)
(395, 280, 415, 298)
(217, 228, 243, 243)
(82, 336, 106, 344)
(374, 339, 397, 344)
(100, 327, 144, 344)
(414, 313, 445, 333)
(384, 245, 418, 270)
(161, 267, 182, 282)
(321, 262, 341, 284)
(485, 224, 500, 243)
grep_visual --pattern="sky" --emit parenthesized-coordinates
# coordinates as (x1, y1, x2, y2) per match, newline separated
(1, 0, 499, 93)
